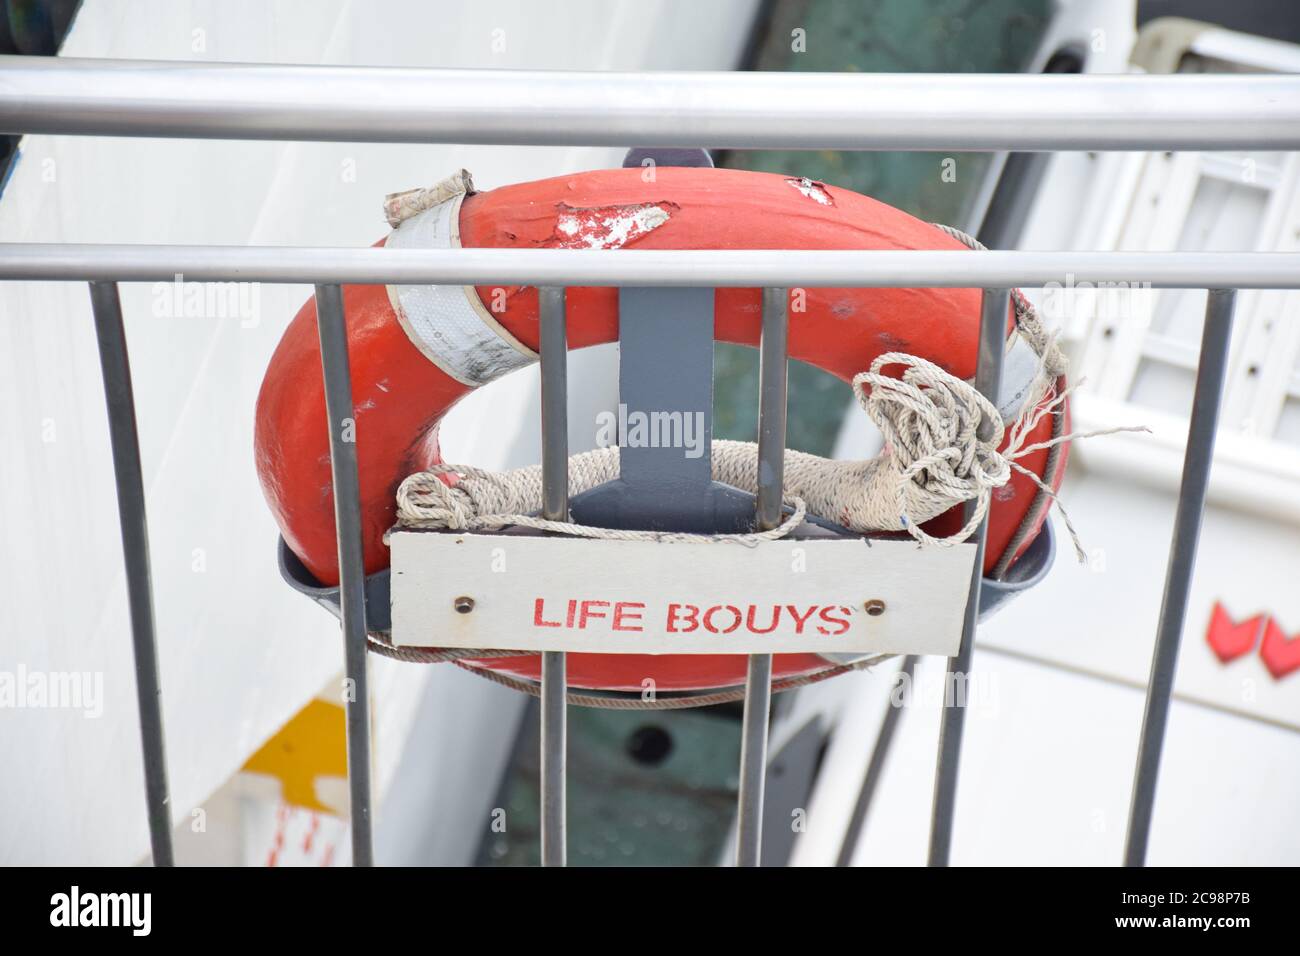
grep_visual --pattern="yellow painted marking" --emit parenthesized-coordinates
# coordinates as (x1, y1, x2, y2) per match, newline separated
(242, 698, 347, 814)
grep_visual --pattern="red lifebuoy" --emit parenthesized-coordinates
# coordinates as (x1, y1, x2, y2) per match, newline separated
(255, 167, 1066, 692)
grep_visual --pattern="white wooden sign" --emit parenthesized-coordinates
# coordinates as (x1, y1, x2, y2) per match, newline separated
(390, 530, 976, 656)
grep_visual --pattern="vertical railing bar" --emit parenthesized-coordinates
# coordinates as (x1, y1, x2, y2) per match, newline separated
(313, 283, 375, 867)
(539, 286, 569, 867)
(736, 286, 788, 867)
(737, 654, 773, 866)
(927, 287, 1009, 867)
(754, 288, 790, 529)
(89, 280, 175, 867)
(1124, 288, 1235, 867)
(540, 650, 567, 866)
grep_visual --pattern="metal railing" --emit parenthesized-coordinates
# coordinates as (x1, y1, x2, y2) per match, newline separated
(6, 57, 1300, 150)
(4, 57, 1300, 868)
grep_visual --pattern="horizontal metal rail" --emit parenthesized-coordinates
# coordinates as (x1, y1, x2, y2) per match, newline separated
(3, 246, 1300, 288)
(3, 57, 1300, 150)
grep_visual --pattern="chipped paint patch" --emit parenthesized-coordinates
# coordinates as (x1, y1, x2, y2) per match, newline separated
(551, 201, 676, 250)
(786, 177, 834, 206)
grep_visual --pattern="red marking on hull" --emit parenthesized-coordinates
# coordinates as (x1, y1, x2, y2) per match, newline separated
(1205, 601, 1266, 663)
(1260, 617, 1300, 679)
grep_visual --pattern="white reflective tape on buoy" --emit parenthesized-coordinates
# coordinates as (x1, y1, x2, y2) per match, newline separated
(385, 192, 537, 387)
(996, 334, 1043, 422)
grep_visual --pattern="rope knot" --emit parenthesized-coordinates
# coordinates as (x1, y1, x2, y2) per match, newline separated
(853, 352, 1012, 547)
(396, 465, 516, 531)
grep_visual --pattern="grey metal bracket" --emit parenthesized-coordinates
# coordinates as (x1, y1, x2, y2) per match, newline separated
(569, 285, 763, 533)
(572, 148, 751, 530)
(622, 146, 715, 169)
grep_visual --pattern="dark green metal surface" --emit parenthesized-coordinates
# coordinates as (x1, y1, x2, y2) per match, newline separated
(479, 706, 743, 867)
